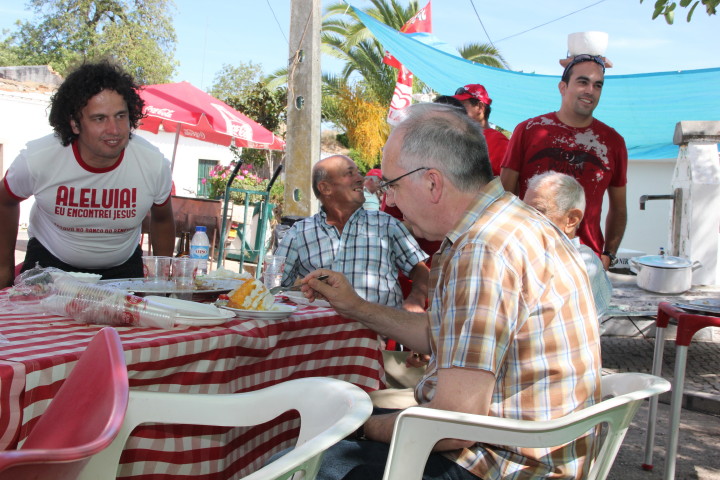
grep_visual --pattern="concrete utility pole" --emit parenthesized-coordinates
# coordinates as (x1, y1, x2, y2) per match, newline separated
(283, 0, 322, 217)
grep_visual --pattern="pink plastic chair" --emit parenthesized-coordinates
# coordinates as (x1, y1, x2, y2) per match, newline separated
(0, 327, 129, 480)
(642, 302, 720, 479)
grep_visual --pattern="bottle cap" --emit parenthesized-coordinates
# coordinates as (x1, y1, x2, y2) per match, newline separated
(195, 226, 207, 232)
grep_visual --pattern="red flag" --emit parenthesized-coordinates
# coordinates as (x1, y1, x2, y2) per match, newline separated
(382, 1, 432, 69)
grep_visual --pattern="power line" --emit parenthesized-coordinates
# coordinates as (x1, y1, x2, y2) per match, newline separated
(494, 0, 610, 44)
(265, 0, 289, 45)
(468, 0, 497, 50)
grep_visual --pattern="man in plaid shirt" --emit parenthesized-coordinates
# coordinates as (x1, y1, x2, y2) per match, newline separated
(275, 154, 429, 311)
(307, 104, 601, 480)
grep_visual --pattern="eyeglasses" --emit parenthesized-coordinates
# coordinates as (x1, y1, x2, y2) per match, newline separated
(377, 167, 429, 195)
(562, 54, 606, 79)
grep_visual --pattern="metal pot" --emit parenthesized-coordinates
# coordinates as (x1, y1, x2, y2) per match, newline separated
(628, 255, 702, 294)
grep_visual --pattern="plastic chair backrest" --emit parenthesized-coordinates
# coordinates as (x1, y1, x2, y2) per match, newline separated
(80, 376, 372, 480)
(0, 327, 129, 480)
(382, 372, 670, 480)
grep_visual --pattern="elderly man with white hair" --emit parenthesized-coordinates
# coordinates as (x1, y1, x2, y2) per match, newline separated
(524, 171, 613, 317)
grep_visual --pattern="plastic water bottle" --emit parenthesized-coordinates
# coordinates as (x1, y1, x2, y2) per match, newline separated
(190, 226, 210, 275)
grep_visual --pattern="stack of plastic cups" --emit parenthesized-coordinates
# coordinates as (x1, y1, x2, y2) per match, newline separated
(43, 276, 176, 328)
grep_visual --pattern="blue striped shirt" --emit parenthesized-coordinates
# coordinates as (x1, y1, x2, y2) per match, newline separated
(276, 208, 428, 308)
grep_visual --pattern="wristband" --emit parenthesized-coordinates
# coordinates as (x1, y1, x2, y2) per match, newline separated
(602, 250, 618, 267)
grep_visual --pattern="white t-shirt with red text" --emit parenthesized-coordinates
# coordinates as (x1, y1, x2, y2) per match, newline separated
(4, 134, 172, 268)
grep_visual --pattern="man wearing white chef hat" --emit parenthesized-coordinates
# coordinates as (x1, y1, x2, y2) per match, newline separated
(501, 32, 628, 272)
(303, 103, 601, 480)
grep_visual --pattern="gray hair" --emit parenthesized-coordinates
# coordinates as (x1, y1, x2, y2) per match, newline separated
(392, 103, 493, 192)
(311, 162, 328, 199)
(526, 171, 586, 215)
(312, 155, 352, 199)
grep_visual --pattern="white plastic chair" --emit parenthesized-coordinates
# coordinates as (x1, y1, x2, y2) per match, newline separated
(382, 372, 670, 480)
(79, 377, 372, 480)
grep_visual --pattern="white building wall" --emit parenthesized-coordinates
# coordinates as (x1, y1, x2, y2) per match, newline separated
(134, 130, 235, 197)
(602, 158, 677, 257)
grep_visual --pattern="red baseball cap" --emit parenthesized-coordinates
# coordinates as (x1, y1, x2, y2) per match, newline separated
(366, 168, 383, 178)
(452, 84, 492, 105)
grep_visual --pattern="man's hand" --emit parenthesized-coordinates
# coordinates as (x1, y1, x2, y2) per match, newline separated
(600, 254, 612, 271)
(301, 269, 364, 318)
(402, 296, 426, 313)
(405, 351, 430, 368)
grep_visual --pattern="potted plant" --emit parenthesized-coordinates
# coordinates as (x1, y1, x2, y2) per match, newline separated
(201, 163, 268, 203)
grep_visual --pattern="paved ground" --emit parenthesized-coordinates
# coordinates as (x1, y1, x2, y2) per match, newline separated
(601, 335, 720, 479)
(608, 400, 720, 479)
(12, 229, 720, 477)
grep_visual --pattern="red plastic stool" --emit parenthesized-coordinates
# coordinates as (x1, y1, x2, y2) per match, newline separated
(642, 301, 720, 479)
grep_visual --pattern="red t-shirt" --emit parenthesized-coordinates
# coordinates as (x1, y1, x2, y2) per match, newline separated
(483, 127, 509, 176)
(501, 112, 628, 255)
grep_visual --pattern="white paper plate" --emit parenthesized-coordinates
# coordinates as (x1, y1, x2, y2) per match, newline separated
(175, 310, 236, 326)
(281, 291, 331, 308)
(143, 295, 237, 326)
(144, 296, 226, 316)
(220, 303, 297, 320)
(100, 278, 240, 295)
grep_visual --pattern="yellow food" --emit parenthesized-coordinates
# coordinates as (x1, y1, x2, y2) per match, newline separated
(227, 277, 275, 310)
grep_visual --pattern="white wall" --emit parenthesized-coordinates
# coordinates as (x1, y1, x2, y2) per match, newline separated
(135, 130, 235, 197)
(0, 91, 54, 225)
(602, 158, 677, 257)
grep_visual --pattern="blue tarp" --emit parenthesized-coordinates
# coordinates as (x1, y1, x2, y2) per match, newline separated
(352, 6, 720, 160)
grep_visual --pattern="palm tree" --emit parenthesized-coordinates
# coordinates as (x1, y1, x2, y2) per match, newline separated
(322, 0, 421, 104)
(459, 43, 510, 70)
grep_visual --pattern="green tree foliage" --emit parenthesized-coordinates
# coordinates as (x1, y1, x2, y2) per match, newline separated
(208, 61, 264, 102)
(223, 82, 287, 171)
(323, 0, 422, 105)
(640, 0, 718, 23)
(318, 0, 510, 168)
(458, 43, 510, 69)
(209, 63, 287, 172)
(0, 0, 177, 84)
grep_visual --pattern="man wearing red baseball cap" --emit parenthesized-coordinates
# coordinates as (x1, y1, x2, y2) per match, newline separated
(452, 84, 509, 176)
(363, 169, 383, 211)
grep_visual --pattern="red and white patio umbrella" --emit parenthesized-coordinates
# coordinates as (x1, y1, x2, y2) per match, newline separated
(138, 81, 284, 168)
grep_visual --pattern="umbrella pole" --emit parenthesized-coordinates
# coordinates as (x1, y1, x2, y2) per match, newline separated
(170, 126, 180, 171)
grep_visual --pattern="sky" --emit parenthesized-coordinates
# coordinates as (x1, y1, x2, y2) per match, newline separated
(1, 0, 718, 91)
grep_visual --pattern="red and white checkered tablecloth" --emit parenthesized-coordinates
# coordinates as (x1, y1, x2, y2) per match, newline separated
(0, 301, 385, 478)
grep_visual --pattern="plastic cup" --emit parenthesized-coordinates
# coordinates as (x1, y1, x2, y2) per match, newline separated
(263, 255, 286, 289)
(142, 256, 172, 286)
(172, 257, 198, 291)
(43, 277, 175, 328)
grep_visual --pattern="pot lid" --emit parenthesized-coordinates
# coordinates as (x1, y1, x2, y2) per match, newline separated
(634, 255, 693, 269)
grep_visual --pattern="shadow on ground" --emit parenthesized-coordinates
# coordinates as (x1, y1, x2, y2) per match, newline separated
(608, 400, 720, 479)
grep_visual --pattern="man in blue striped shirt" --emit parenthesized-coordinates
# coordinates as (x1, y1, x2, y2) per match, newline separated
(275, 155, 429, 311)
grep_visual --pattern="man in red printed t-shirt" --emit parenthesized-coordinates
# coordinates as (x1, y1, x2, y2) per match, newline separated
(0, 61, 175, 288)
(500, 55, 627, 270)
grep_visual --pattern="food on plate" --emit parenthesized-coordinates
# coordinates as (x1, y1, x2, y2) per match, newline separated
(226, 275, 275, 311)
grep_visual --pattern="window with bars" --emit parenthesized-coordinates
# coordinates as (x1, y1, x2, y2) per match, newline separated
(197, 159, 218, 197)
